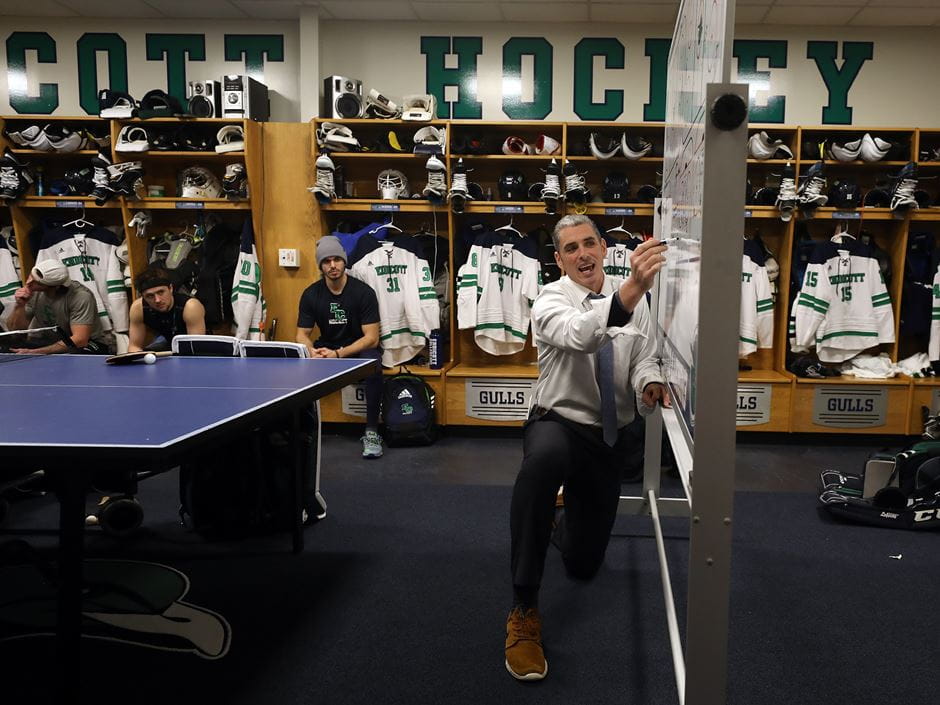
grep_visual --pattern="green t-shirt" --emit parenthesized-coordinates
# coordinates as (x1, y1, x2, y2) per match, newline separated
(25, 281, 113, 349)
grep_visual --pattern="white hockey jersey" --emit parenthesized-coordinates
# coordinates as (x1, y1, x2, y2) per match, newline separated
(740, 239, 774, 357)
(36, 224, 129, 333)
(603, 242, 635, 279)
(231, 222, 266, 340)
(0, 235, 20, 330)
(349, 242, 439, 366)
(457, 243, 541, 355)
(928, 262, 940, 362)
(789, 238, 895, 363)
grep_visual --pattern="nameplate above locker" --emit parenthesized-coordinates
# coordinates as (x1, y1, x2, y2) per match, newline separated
(465, 378, 535, 422)
(176, 201, 204, 209)
(735, 384, 771, 426)
(341, 383, 368, 417)
(371, 203, 400, 212)
(604, 208, 635, 216)
(494, 205, 524, 214)
(812, 386, 888, 428)
(55, 200, 85, 209)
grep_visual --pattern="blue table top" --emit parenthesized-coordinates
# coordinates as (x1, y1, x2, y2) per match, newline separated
(0, 355, 373, 450)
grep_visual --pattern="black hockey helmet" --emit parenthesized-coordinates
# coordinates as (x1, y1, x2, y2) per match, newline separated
(752, 187, 779, 206)
(498, 170, 527, 201)
(602, 171, 629, 203)
(828, 180, 862, 209)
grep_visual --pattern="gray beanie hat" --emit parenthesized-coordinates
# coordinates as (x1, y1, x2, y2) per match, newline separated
(316, 235, 347, 266)
(31, 259, 70, 286)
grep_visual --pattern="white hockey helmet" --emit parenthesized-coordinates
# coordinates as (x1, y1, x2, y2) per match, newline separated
(179, 166, 222, 199)
(215, 124, 245, 154)
(401, 94, 437, 121)
(377, 169, 409, 199)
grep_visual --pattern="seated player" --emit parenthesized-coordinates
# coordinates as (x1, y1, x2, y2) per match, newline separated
(128, 266, 206, 352)
(7, 259, 115, 354)
(296, 235, 385, 458)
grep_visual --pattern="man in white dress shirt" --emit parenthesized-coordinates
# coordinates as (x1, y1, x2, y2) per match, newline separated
(505, 214, 669, 682)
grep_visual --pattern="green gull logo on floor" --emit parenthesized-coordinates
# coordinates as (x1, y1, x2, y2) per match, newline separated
(0, 559, 231, 658)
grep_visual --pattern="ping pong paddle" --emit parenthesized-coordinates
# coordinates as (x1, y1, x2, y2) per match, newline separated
(105, 350, 173, 365)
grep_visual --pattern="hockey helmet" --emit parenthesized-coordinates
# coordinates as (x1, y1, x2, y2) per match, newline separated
(63, 166, 94, 196)
(377, 169, 409, 199)
(802, 139, 825, 161)
(498, 170, 527, 201)
(179, 166, 222, 199)
(828, 180, 862, 209)
(527, 182, 545, 202)
(602, 172, 629, 203)
(151, 129, 182, 151)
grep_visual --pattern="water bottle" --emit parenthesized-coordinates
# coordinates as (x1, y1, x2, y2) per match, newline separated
(429, 329, 443, 369)
(35, 166, 45, 196)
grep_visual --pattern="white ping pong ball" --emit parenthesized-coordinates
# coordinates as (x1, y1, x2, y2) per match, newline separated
(143, 353, 157, 364)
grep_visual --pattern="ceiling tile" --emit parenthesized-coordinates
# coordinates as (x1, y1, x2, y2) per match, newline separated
(231, 1, 302, 19)
(590, 3, 677, 23)
(57, 0, 162, 17)
(850, 7, 940, 24)
(319, 1, 416, 20)
(501, 2, 589, 21)
(734, 5, 770, 23)
(763, 6, 858, 23)
(143, 0, 248, 18)
(0, 0, 77, 15)
(413, 2, 502, 21)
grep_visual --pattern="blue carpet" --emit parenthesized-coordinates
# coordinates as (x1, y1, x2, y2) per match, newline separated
(1, 472, 938, 704)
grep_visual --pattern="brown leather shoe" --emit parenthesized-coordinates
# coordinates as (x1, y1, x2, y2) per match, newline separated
(505, 606, 548, 681)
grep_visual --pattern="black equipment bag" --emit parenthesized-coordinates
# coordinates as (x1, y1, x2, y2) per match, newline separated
(179, 407, 318, 538)
(381, 371, 438, 446)
(818, 441, 940, 530)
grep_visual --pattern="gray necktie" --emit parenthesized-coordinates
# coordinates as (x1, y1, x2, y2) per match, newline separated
(589, 293, 618, 446)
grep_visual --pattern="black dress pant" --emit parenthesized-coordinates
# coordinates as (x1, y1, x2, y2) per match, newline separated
(510, 410, 632, 591)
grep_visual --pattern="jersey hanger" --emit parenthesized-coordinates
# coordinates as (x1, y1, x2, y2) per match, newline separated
(606, 218, 633, 238)
(494, 215, 521, 237)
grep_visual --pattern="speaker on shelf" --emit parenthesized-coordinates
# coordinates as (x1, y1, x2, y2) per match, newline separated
(187, 80, 221, 118)
(324, 75, 363, 119)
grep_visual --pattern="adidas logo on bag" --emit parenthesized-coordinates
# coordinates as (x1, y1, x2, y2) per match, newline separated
(397, 389, 413, 399)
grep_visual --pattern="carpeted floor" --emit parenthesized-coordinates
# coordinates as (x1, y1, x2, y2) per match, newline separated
(0, 431, 936, 704)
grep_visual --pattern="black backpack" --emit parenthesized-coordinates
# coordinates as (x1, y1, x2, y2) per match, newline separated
(179, 407, 318, 538)
(381, 371, 438, 446)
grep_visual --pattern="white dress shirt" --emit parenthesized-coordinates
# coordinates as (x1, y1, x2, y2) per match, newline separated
(531, 274, 663, 429)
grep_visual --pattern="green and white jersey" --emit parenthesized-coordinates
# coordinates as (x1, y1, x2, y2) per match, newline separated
(789, 238, 894, 364)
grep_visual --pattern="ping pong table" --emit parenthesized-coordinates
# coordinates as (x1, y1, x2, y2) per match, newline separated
(0, 353, 377, 703)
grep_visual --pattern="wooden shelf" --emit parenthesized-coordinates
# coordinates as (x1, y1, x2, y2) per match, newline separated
(132, 197, 251, 210)
(746, 158, 793, 166)
(327, 152, 431, 159)
(793, 375, 910, 386)
(10, 149, 99, 157)
(118, 150, 245, 158)
(744, 206, 784, 219)
(738, 369, 789, 383)
(567, 156, 664, 164)
(319, 199, 447, 212)
(583, 203, 655, 216)
(16, 196, 121, 209)
(447, 363, 540, 378)
(449, 154, 559, 161)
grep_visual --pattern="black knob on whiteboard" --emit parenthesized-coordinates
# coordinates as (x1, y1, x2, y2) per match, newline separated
(710, 93, 747, 131)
